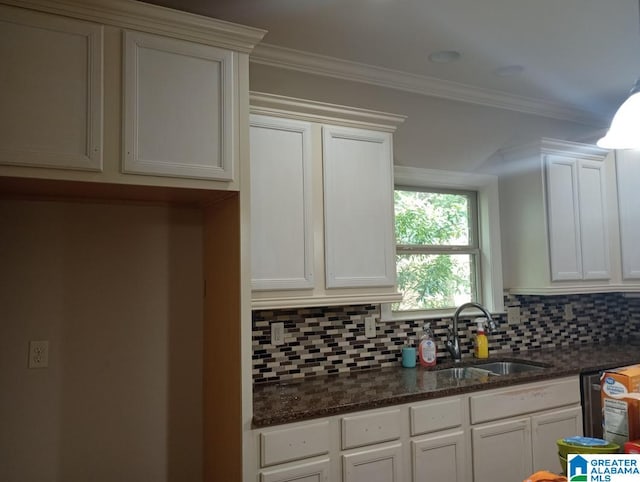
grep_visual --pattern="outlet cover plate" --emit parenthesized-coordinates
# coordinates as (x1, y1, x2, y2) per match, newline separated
(29, 340, 49, 368)
(364, 317, 376, 338)
(271, 322, 285, 346)
(564, 304, 573, 321)
(507, 306, 520, 325)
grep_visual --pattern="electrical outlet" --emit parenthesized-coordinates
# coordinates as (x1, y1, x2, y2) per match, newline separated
(507, 306, 520, 325)
(364, 317, 376, 338)
(29, 340, 49, 368)
(271, 322, 285, 346)
(564, 304, 573, 321)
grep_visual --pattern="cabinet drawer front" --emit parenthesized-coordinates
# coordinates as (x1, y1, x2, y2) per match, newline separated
(410, 398, 463, 436)
(342, 409, 401, 449)
(470, 377, 580, 424)
(261, 421, 330, 467)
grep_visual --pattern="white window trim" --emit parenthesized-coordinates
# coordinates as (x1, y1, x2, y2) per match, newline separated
(382, 166, 505, 321)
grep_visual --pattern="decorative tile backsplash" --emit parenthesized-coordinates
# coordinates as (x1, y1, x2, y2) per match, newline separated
(252, 293, 634, 383)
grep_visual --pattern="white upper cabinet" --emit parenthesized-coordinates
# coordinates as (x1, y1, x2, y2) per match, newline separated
(576, 159, 610, 280)
(500, 139, 618, 294)
(250, 115, 314, 290)
(322, 126, 396, 289)
(0, 5, 103, 171)
(615, 149, 640, 280)
(249, 93, 405, 309)
(0, 0, 265, 191)
(545, 154, 610, 281)
(545, 155, 582, 281)
(123, 31, 234, 181)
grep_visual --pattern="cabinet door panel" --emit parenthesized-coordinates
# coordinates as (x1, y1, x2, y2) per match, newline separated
(0, 5, 103, 171)
(323, 126, 395, 288)
(342, 443, 402, 482)
(260, 458, 330, 482)
(250, 116, 314, 290)
(546, 155, 582, 280)
(412, 431, 468, 482)
(123, 31, 234, 180)
(616, 150, 640, 279)
(472, 418, 532, 482)
(578, 160, 610, 280)
(532, 406, 582, 475)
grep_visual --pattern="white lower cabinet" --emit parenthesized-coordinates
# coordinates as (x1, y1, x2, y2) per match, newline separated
(341, 409, 404, 482)
(409, 397, 470, 482)
(260, 458, 331, 482)
(259, 421, 331, 468)
(472, 417, 533, 482)
(470, 377, 582, 482)
(342, 443, 403, 482)
(412, 430, 468, 482)
(252, 377, 581, 482)
(531, 406, 583, 474)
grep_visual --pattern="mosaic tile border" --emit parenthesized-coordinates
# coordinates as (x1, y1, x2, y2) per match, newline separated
(252, 293, 633, 383)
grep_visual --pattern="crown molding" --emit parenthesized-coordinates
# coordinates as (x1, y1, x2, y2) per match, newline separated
(250, 92, 406, 132)
(1, 0, 267, 52)
(251, 43, 604, 126)
(499, 137, 608, 163)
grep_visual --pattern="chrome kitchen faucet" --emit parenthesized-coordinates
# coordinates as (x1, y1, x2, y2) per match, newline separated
(446, 302, 497, 362)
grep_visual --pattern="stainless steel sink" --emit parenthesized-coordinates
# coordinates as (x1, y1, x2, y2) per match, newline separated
(472, 360, 547, 375)
(435, 366, 495, 380)
(434, 360, 547, 379)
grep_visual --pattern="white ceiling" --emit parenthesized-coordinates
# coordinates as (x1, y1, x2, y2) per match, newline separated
(143, 0, 640, 125)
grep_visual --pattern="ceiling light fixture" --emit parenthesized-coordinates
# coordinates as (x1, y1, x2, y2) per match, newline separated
(597, 79, 640, 149)
(597, 0, 640, 149)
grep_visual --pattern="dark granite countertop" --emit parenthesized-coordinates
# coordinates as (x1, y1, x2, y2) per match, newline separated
(252, 341, 640, 428)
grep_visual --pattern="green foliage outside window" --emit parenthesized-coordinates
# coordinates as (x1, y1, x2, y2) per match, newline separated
(394, 189, 476, 311)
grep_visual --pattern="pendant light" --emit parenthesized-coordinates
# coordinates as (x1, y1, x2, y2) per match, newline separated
(597, 1, 640, 149)
(597, 78, 640, 149)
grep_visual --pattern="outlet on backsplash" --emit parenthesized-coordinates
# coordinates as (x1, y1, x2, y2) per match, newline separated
(507, 306, 520, 325)
(364, 317, 376, 338)
(564, 304, 574, 321)
(270, 322, 285, 346)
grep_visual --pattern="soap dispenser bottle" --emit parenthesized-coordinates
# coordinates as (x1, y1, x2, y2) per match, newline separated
(418, 323, 437, 367)
(474, 318, 489, 359)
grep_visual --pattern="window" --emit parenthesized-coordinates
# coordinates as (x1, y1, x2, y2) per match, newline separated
(382, 166, 504, 321)
(394, 187, 480, 312)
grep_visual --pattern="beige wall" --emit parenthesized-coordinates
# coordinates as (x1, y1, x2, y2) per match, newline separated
(250, 63, 602, 173)
(0, 199, 203, 482)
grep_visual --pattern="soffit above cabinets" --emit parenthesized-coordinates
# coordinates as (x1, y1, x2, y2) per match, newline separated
(142, 0, 640, 126)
